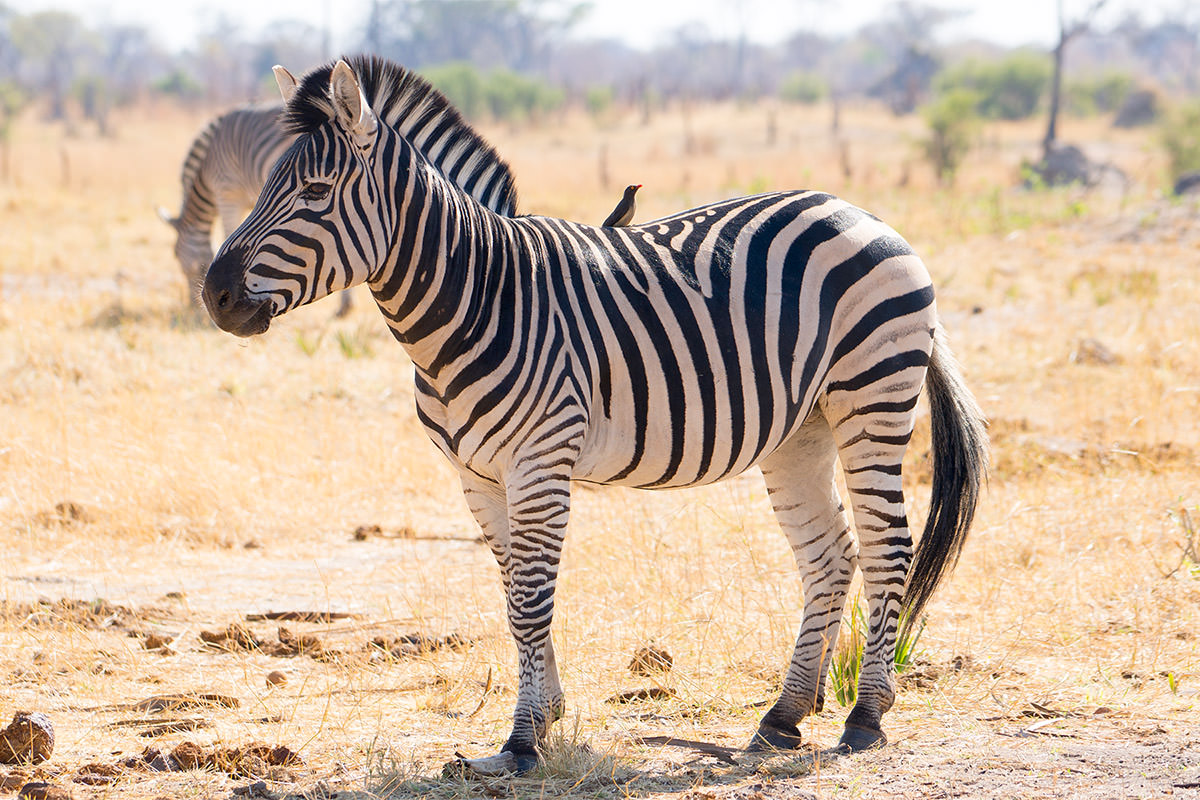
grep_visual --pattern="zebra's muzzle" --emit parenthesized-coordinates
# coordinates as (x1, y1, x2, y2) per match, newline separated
(202, 249, 274, 337)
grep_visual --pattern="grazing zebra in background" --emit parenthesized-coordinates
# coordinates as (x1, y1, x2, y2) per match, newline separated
(159, 105, 352, 317)
(204, 56, 987, 774)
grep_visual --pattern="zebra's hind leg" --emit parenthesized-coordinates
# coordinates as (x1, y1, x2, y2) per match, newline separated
(749, 411, 857, 751)
(823, 363, 926, 752)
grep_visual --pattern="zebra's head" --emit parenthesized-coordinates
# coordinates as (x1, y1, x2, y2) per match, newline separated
(202, 59, 385, 336)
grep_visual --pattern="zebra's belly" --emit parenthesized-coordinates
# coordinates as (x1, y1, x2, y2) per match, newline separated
(571, 386, 816, 489)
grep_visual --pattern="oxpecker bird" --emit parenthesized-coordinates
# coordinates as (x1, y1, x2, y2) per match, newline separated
(602, 183, 641, 226)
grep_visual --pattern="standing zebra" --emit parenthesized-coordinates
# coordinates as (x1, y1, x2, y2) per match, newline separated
(204, 56, 987, 773)
(160, 105, 352, 316)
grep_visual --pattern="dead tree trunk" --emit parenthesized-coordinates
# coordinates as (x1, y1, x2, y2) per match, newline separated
(1042, 0, 1109, 160)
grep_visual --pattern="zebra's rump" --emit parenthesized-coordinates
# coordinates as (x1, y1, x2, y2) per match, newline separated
(541, 191, 937, 489)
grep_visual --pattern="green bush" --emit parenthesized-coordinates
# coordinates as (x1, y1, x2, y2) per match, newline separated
(935, 52, 1050, 120)
(422, 62, 563, 122)
(1065, 72, 1133, 116)
(919, 88, 980, 185)
(1161, 101, 1200, 182)
(152, 69, 203, 100)
(584, 85, 613, 117)
(779, 71, 825, 105)
(483, 69, 564, 121)
(422, 62, 487, 118)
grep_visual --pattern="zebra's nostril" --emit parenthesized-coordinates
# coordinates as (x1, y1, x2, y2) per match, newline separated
(217, 289, 232, 309)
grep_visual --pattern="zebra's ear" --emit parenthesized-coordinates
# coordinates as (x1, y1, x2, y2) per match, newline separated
(157, 207, 179, 229)
(273, 65, 299, 104)
(329, 59, 377, 143)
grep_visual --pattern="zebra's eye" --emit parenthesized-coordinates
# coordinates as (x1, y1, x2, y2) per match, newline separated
(299, 181, 332, 202)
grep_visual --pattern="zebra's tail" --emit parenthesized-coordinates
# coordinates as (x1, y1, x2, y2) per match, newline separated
(900, 323, 988, 640)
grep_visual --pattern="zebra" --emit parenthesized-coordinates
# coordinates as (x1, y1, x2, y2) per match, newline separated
(203, 55, 987, 774)
(159, 105, 353, 316)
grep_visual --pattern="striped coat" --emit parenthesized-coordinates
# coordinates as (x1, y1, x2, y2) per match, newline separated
(203, 55, 987, 772)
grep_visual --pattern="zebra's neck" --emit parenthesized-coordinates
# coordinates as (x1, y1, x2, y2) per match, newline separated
(367, 132, 523, 380)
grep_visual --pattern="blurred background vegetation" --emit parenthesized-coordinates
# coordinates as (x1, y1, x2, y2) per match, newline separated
(0, 0, 1198, 187)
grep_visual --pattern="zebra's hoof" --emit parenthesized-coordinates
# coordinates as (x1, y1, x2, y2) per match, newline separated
(444, 749, 539, 778)
(837, 723, 887, 753)
(746, 721, 803, 751)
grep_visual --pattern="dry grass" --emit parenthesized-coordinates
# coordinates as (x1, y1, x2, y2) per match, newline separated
(1, 99, 1198, 799)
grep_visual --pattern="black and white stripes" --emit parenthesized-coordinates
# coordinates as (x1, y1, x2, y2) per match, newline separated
(161, 105, 294, 291)
(203, 55, 987, 769)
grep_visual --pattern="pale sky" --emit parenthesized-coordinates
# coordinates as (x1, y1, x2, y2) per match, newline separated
(5, 0, 1195, 53)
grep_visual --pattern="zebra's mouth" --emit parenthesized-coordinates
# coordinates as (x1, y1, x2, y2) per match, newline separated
(202, 248, 277, 337)
(225, 297, 274, 337)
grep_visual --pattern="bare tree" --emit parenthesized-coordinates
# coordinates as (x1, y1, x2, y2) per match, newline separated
(1043, 0, 1109, 159)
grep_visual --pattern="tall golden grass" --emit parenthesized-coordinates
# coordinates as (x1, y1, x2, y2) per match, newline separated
(0, 99, 1197, 798)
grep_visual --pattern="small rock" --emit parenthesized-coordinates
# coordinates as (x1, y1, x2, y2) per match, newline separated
(142, 633, 173, 651)
(72, 763, 118, 785)
(275, 626, 324, 657)
(266, 670, 288, 688)
(1072, 338, 1120, 366)
(1, 773, 27, 792)
(231, 780, 277, 799)
(605, 687, 676, 703)
(0, 712, 55, 765)
(199, 623, 262, 651)
(352, 524, 381, 541)
(628, 644, 673, 675)
(17, 783, 73, 800)
(171, 741, 205, 770)
(1173, 170, 1200, 196)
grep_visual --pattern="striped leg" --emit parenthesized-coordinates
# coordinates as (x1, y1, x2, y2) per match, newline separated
(824, 368, 925, 751)
(750, 412, 857, 750)
(462, 468, 569, 770)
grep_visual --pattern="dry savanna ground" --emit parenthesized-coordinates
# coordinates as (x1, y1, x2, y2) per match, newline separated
(1, 97, 1199, 800)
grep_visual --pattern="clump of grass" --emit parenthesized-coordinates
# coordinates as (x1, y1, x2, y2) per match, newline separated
(367, 719, 635, 799)
(828, 595, 927, 707)
(335, 324, 376, 359)
(295, 328, 325, 357)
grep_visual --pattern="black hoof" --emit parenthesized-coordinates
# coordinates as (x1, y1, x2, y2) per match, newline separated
(746, 721, 804, 751)
(511, 751, 539, 774)
(837, 723, 887, 752)
(445, 749, 539, 778)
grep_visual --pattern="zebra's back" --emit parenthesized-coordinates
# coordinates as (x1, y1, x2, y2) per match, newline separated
(502, 191, 937, 489)
(201, 105, 294, 200)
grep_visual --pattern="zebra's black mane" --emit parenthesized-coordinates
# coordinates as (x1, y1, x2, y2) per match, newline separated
(282, 54, 519, 216)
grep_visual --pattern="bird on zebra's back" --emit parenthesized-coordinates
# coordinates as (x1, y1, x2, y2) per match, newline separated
(603, 183, 641, 226)
(203, 55, 988, 776)
(159, 105, 353, 317)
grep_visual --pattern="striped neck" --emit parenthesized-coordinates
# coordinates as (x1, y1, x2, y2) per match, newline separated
(366, 128, 519, 379)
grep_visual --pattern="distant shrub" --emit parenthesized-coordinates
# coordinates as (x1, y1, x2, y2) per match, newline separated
(1065, 72, 1133, 116)
(779, 71, 825, 105)
(1113, 88, 1161, 128)
(422, 62, 486, 118)
(422, 62, 563, 122)
(919, 88, 980, 185)
(153, 69, 203, 100)
(935, 52, 1050, 120)
(1161, 101, 1200, 183)
(584, 85, 613, 117)
(483, 69, 564, 121)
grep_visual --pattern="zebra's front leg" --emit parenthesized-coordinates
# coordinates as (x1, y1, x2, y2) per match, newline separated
(498, 467, 572, 771)
(749, 415, 857, 751)
(462, 467, 570, 772)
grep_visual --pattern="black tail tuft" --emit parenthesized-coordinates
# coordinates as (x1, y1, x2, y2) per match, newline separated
(901, 325, 988, 639)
